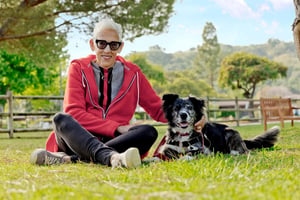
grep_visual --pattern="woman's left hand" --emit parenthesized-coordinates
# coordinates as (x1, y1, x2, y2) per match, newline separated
(194, 115, 206, 133)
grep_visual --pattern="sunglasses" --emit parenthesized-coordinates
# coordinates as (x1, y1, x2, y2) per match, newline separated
(95, 40, 122, 51)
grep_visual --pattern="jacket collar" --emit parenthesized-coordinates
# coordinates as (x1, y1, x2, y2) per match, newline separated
(81, 55, 137, 105)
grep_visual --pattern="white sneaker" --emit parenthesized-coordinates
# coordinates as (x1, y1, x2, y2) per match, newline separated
(30, 148, 69, 165)
(110, 148, 141, 169)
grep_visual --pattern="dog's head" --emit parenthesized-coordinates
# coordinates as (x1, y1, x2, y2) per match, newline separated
(162, 94, 205, 133)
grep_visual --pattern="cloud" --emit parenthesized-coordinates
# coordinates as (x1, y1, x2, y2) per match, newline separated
(260, 20, 279, 35)
(258, 3, 271, 13)
(175, 24, 202, 36)
(212, 0, 293, 19)
(212, 0, 259, 19)
(266, 0, 293, 10)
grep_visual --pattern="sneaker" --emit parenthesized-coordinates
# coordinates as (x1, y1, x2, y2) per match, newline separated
(110, 148, 141, 169)
(30, 148, 70, 165)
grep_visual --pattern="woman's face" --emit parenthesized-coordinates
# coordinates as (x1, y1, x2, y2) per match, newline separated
(90, 28, 123, 69)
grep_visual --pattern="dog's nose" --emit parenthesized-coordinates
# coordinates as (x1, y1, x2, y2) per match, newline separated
(180, 112, 187, 120)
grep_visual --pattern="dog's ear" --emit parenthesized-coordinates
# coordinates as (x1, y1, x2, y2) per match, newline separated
(162, 94, 179, 102)
(188, 96, 205, 121)
(162, 94, 179, 112)
(162, 94, 179, 106)
(162, 94, 179, 125)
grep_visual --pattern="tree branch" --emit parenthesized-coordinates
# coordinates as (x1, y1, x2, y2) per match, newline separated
(19, 0, 47, 8)
(0, 21, 69, 41)
(0, 0, 47, 38)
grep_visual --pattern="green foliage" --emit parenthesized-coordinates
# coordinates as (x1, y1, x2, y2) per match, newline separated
(0, 0, 69, 67)
(218, 52, 288, 99)
(110, 0, 176, 41)
(143, 46, 197, 71)
(0, 0, 175, 95)
(142, 40, 300, 97)
(0, 124, 300, 199)
(164, 70, 216, 97)
(126, 53, 166, 84)
(0, 0, 175, 43)
(0, 50, 46, 95)
(219, 111, 236, 118)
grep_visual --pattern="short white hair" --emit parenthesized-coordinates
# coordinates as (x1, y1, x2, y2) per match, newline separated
(93, 18, 123, 41)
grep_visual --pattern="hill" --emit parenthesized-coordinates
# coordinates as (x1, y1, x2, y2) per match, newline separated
(138, 39, 300, 94)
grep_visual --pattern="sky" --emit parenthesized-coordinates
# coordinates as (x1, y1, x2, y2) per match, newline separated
(67, 0, 295, 60)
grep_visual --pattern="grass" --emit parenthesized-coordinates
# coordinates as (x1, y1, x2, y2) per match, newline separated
(0, 122, 300, 200)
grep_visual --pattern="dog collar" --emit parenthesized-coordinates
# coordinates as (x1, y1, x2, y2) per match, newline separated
(177, 132, 190, 136)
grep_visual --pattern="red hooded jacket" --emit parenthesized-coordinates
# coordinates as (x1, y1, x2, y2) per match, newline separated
(46, 54, 167, 152)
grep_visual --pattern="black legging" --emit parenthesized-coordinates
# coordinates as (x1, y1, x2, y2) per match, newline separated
(53, 112, 158, 165)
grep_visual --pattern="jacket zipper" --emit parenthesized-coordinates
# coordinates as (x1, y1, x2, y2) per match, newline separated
(82, 69, 137, 119)
(81, 70, 105, 118)
(104, 74, 136, 118)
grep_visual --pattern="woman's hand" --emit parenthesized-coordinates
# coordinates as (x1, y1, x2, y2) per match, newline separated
(194, 115, 206, 133)
(116, 125, 135, 135)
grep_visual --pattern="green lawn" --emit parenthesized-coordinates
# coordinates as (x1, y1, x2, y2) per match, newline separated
(0, 122, 300, 200)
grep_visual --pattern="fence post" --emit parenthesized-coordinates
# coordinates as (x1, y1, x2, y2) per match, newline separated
(206, 96, 210, 122)
(7, 91, 13, 138)
(235, 97, 240, 127)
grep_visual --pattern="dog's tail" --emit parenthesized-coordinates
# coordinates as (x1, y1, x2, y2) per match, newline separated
(244, 126, 280, 150)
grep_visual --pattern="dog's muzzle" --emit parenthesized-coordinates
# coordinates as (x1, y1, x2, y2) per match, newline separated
(177, 111, 192, 129)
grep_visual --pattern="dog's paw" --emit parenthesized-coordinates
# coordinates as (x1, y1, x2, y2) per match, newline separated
(230, 150, 240, 156)
(179, 154, 195, 161)
(142, 157, 162, 164)
(203, 147, 212, 155)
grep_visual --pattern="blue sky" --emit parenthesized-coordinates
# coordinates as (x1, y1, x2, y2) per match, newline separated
(67, 0, 294, 60)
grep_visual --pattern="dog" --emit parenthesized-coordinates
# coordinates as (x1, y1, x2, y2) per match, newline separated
(153, 94, 280, 160)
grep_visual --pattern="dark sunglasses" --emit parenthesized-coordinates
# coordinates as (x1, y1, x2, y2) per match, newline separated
(95, 40, 122, 51)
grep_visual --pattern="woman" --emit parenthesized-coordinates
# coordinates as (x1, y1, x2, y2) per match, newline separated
(30, 17, 167, 168)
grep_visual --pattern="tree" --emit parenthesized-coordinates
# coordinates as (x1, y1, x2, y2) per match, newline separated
(0, 0, 175, 43)
(0, 50, 48, 107)
(194, 22, 220, 88)
(0, 0, 175, 95)
(0, 50, 48, 93)
(219, 52, 287, 99)
(126, 53, 166, 93)
(165, 70, 216, 97)
(218, 52, 287, 117)
(1, 0, 68, 64)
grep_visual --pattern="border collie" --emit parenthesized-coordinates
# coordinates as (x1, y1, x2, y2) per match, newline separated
(153, 94, 280, 160)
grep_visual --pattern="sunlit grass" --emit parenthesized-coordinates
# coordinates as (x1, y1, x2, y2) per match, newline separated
(0, 123, 300, 199)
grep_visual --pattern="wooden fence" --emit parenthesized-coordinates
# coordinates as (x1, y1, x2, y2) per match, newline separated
(1, 92, 300, 138)
(0, 92, 63, 138)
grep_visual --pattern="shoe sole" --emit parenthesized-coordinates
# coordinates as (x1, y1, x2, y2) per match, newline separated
(30, 148, 45, 165)
(30, 149, 67, 165)
(124, 148, 141, 168)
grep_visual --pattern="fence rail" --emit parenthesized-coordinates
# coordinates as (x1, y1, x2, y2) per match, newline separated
(1, 92, 300, 138)
(0, 92, 63, 138)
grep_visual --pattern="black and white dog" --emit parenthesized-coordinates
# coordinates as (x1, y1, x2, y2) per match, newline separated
(154, 94, 280, 160)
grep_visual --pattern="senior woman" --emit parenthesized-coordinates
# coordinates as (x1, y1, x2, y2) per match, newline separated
(30, 17, 205, 168)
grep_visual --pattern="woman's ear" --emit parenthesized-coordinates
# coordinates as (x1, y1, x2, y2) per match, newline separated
(117, 41, 124, 53)
(89, 39, 96, 51)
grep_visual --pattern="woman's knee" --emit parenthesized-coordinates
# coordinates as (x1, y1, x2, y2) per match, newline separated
(53, 112, 78, 133)
(141, 125, 158, 141)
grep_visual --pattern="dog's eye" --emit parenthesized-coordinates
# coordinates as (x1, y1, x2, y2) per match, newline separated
(187, 105, 193, 110)
(174, 105, 180, 111)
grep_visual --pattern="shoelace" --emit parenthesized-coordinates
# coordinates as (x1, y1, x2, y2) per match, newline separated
(46, 155, 63, 165)
(111, 155, 125, 169)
